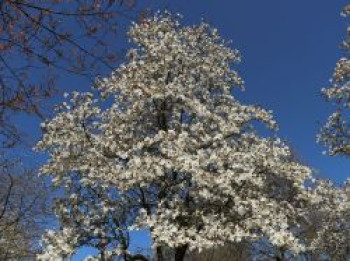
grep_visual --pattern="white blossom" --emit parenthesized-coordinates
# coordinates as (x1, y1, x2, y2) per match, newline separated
(37, 12, 314, 259)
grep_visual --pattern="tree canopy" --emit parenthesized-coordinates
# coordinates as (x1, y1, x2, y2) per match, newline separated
(36, 13, 316, 261)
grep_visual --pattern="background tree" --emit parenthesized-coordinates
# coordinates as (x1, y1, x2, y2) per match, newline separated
(0, 0, 147, 147)
(37, 13, 314, 261)
(308, 180, 350, 261)
(0, 159, 51, 260)
(251, 179, 349, 261)
(315, 4, 350, 260)
(318, 4, 350, 156)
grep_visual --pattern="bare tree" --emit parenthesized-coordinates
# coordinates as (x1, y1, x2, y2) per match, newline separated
(0, 0, 149, 147)
(0, 159, 52, 260)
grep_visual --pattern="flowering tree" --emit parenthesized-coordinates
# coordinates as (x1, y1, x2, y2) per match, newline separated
(186, 241, 252, 261)
(37, 13, 313, 261)
(318, 5, 350, 156)
(315, 5, 350, 260)
(308, 180, 350, 261)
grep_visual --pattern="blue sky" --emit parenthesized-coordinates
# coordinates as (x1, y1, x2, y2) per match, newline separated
(164, 0, 350, 184)
(12, 1, 350, 259)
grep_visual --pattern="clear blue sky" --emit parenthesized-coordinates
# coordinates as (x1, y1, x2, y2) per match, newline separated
(14, 1, 350, 259)
(164, 0, 350, 184)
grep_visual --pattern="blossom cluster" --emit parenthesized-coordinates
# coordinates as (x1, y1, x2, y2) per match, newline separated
(318, 5, 350, 156)
(37, 12, 316, 259)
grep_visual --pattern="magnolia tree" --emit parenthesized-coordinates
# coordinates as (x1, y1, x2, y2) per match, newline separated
(36, 13, 314, 261)
(307, 180, 350, 261)
(318, 5, 350, 156)
(315, 5, 350, 260)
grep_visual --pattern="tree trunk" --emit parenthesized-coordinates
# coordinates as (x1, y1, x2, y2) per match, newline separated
(101, 250, 106, 261)
(130, 254, 150, 261)
(275, 248, 286, 261)
(156, 246, 163, 261)
(175, 245, 188, 261)
(275, 254, 285, 261)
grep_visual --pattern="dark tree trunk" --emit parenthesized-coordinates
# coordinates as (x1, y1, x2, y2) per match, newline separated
(130, 254, 149, 261)
(175, 245, 188, 261)
(275, 248, 286, 261)
(156, 246, 163, 261)
(275, 254, 285, 261)
(101, 250, 106, 261)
